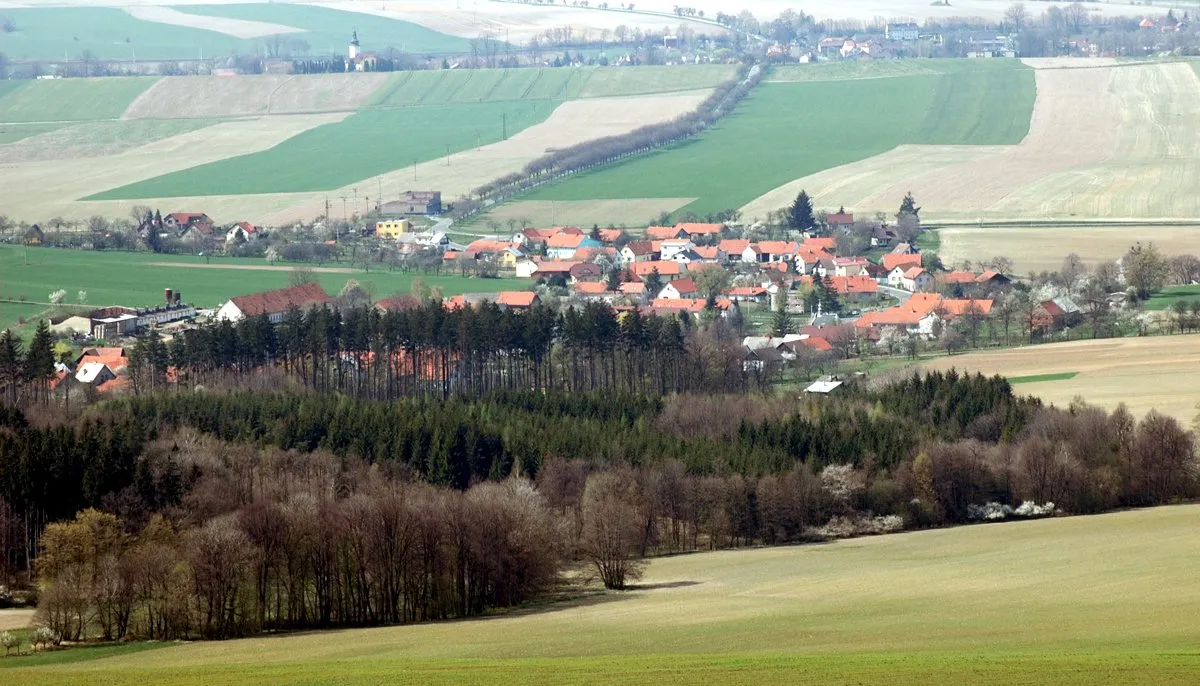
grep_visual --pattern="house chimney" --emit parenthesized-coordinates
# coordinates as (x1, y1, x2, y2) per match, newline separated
(165, 288, 173, 305)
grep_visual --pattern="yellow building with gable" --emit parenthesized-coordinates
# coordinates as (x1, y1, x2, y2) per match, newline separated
(375, 219, 411, 238)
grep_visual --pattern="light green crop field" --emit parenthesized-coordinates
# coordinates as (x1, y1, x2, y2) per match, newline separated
(0, 122, 66, 144)
(522, 60, 1033, 217)
(0, 5, 469, 61)
(1008, 371, 1079, 384)
(367, 65, 735, 107)
(0, 77, 159, 123)
(8, 505, 1200, 684)
(177, 4, 474, 55)
(0, 246, 527, 328)
(89, 100, 555, 198)
(0, 8, 241, 61)
(1147, 285, 1200, 311)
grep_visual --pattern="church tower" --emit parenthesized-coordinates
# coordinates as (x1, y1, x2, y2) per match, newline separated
(348, 30, 360, 60)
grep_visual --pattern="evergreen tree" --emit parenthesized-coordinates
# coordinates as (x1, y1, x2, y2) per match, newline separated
(789, 190, 815, 231)
(0, 329, 23, 405)
(899, 192, 920, 216)
(22, 320, 55, 403)
(644, 268, 664, 297)
(770, 291, 793, 337)
(605, 265, 623, 292)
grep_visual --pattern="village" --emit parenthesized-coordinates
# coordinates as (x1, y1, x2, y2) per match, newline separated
(20, 189, 1109, 398)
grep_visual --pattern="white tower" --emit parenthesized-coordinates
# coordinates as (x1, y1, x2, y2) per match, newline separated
(348, 30, 360, 60)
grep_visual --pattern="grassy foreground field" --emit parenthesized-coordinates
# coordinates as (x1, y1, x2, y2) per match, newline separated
(0, 246, 526, 327)
(522, 60, 1032, 218)
(0, 78, 158, 123)
(9, 505, 1200, 684)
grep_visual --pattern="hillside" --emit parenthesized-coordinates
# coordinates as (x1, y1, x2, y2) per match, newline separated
(513, 59, 1034, 223)
(8, 505, 1200, 684)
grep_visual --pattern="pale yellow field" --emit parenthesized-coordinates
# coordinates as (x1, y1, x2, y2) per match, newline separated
(481, 198, 697, 228)
(741, 62, 1200, 224)
(0, 609, 34, 631)
(0, 113, 349, 222)
(0, 89, 705, 224)
(124, 5, 303, 38)
(921, 336, 1200, 423)
(939, 224, 1200, 273)
(122, 73, 391, 119)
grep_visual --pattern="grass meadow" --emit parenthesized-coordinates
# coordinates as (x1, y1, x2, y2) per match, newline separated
(0, 5, 469, 61)
(522, 60, 1034, 217)
(1147, 285, 1200, 311)
(0, 78, 158, 123)
(0, 246, 527, 329)
(6, 505, 1200, 684)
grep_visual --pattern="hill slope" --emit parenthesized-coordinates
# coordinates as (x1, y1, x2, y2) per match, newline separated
(9, 505, 1200, 684)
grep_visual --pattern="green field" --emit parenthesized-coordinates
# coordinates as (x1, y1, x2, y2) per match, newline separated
(0, 77, 158, 123)
(0, 246, 527, 328)
(521, 60, 1034, 217)
(1008, 371, 1079, 384)
(0, 122, 66, 144)
(367, 65, 732, 107)
(1147, 285, 1200, 311)
(178, 3, 473, 55)
(89, 101, 554, 198)
(0, 5, 468, 61)
(7, 505, 1200, 684)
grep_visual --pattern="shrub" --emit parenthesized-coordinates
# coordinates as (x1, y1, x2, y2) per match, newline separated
(0, 630, 17, 655)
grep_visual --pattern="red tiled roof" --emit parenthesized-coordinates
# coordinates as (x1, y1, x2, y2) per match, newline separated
(624, 240, 657, 256)
(497, 291, 538, 308)
(631, 261, 683, 277)
(828, 275, 878, 295)
(941, 299, 993, 316)
(882, 253, 923, 271)
(645, 226, 685, 240)
(719, 239, 750, 254)
(569, 263, 604, 278)
(756, 241, 799, 255)
(826, 212, 855, 226)
(228, 282, 331, 317)
(675, 222, 723, 235)
(235, 221, 258, 233)
(1040, 299, 1065, 317)
(943, 271, 979, 284)
(665, 278, 698, 295)
(693, 246, 719, 260)
(168, 212, 208, 224)
(803, 236, 837, 251)
(546, 233, 586, 249)
(466, 239, 514, 254)
(902, 267, 927, 279)
(907, 293, 943, 315)
(574, 282, 610, 295)
(619, 282, 646, 294)
(534, 261, 576, 274)
(723, 286, 768, 297)
(598, 229, 625, 243)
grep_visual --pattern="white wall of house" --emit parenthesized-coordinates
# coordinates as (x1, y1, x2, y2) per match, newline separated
(216, 301, 245, 323)
(887, 266, 907, 287)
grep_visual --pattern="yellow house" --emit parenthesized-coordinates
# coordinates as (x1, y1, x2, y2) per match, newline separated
(375, 219, 411, 238)
(498, 248, 524, 270)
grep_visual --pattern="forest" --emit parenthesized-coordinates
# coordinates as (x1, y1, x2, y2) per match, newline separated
(1, 368, 1196, 641)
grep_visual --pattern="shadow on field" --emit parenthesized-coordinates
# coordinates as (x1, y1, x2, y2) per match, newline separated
(625, 580, 701, 591)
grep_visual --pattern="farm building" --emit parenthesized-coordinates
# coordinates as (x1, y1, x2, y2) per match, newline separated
(381, 191, 442, 216)
(226, 222, 260, 242)
(23, 225, 43, 245)
(217, 283, 332, 324)
(375, 219, 411, 238)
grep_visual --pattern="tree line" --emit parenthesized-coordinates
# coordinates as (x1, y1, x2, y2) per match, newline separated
(11, 374, 1197, 641)
(470, 63, 763, 201)
(117, 301, 751, 401)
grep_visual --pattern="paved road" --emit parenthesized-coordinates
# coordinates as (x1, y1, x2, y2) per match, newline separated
(878, 285, 912, 303)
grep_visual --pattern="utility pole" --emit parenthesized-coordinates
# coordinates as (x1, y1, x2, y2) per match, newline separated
(413, 160, 417, 181)
(445, 143, 450, 166)
(502, 111, 507, 139)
